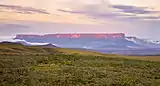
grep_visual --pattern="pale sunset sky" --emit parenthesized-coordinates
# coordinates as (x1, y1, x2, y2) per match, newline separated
(0, 0, 160, 40)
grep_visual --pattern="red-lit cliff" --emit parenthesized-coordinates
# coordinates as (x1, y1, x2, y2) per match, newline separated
(15, 33, 125, 39)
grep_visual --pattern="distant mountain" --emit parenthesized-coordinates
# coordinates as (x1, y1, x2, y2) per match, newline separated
(0, 39, 50, 46)
(13, 33, 160, 55)
(0, 39, 57, 48)
(0, 41, 22, 45)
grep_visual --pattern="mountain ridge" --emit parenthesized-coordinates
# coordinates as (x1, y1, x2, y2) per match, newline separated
(3, 33, 160, 55)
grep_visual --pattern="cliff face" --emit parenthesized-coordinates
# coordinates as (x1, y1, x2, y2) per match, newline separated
(15, 33, 125, 39)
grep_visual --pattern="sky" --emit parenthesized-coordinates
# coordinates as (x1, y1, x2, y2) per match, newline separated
(0, 0, 160, 40)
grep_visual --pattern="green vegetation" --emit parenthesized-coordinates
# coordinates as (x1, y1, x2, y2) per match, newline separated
(0, 43, 160, 86)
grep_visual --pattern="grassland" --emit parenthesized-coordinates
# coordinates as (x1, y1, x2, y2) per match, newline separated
(0, 43, 160, 86)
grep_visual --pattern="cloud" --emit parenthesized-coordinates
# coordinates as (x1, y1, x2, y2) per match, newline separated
(128, 16, 160, 20)
(58, 8, 133, 17)
(0, 4, 50, 14)
(0, 23, 29, 36)
(58, 2, 160, 21)
(112, 5, 160, 14)
(58, 0, 123, 20)
(58, 9, 130, 21)
(0, 23, 28, 28)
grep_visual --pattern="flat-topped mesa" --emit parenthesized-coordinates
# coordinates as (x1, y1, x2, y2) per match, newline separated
(15, 33, 125, 39)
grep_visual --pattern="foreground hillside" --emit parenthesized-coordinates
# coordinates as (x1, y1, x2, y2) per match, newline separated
(0, 43, 160, 86)
(0, 42, 160, 61)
